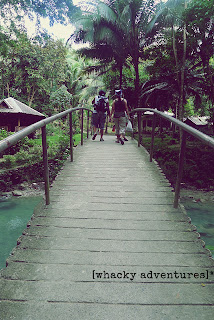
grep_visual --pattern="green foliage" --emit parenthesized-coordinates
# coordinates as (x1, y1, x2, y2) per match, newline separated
(0, 33, 69, 113)
(184, 0, 214, 105)
(1, 142, 42, 168)
(144, 0, 214, 119)
(141, 134, 214, 189)
(50, 85, 73, 113)
(0, 130, 87, 192)
(0, 0, 79, 25)
(0, 129, 10, 140)
(0, 130, 35, 156)
(0, 117, 85, 171)
(0, 25, 98, 115)
(44, 122, 66, 136)
(103, 61, 150, 107)
(0, 122, 68, 169)
(184, 97, 195, 117)
(72, 0, 157, 106)
(1, 155, 16, 168)
(0, 0, 213, 123)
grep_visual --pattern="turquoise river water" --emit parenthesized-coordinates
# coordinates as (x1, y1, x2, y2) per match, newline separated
(0, 196, 42, 270)
(0, 196, 213, 270)
(181, 199, 214, 258)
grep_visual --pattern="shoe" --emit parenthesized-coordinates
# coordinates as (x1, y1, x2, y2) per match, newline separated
(100, 138, 104, 141)
(123, 137, 128, 141)
(92, 133, 97, 140)
(115, 140, 120, 143)
(119, 138, 124, 145)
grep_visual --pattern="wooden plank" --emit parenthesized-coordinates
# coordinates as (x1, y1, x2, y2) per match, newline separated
(0, 135, 213, 320)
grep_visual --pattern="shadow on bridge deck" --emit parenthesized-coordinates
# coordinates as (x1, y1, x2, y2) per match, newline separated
(0, 134, 213, 319)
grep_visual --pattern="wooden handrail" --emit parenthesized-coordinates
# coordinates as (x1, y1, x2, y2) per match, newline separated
(1, 106, 213, 208)
(0, 107, 92, 205)
(130, 108, 214, 208)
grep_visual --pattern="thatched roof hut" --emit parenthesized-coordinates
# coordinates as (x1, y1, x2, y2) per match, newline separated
(184, 116, 211, 134)
(0, 97, 45, 131)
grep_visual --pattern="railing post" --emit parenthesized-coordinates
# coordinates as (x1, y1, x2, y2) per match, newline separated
(150, 113, 156, 162)
(42, 125, 50, 205)
(69, 112, 73, 162)
(174, 130, 187, 208)
(131, 117, 134, 140)
(87, 110, 90, 138)
(137, 111, 142, 147)
(81, 108, 84, 145)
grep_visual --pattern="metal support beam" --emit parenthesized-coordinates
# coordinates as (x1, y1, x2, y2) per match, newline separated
(42, 125, 50, 205)
(69, 112, 73, 162)
(137, 111, 142, 147)
(174, 130, 187, 208)
(87, 110, 90, 139)
(150, 114, 156, 162)
(131, 117, 134, 140)
(81, 109, 84, 145)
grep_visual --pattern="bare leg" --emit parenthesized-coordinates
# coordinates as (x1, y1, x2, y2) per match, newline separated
(100, 129, 104, 141)
(92, 126, 97, 140)
(93, 126, 97, 134)
(121, 133, 128, 141)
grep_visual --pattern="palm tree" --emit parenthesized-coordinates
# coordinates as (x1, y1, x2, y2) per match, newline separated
(184, 0, 214, 130)
(149, 0, 190, 121)
(76, 42, 127, 89)
(64, 51, 103, 106)
(72, 0, 156, 107)
(71, 0, 129, 88)
(141, 59, 205, 116)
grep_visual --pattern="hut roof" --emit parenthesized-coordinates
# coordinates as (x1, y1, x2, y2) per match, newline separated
(0, 97, 45, 118)
(185, 116, 209, 126)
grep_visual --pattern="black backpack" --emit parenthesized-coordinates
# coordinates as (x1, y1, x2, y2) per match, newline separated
(95, 97, 107, 112)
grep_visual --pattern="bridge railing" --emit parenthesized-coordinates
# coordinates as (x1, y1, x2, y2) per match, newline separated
(1, 106, 214, 209)
(0, 107, 92, 205)
(130, 108, 214, 208)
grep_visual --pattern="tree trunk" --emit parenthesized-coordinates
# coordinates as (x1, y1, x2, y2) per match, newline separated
(178, 1, 187, 143)
(206, 64, 214, 133)
(179, 23, 187, 122)
(134, 57, 140, 108)
(119, 64, 123, 88)
(172, 24, 182, 121)
(6, 83, 10, 97)
(28, 87, 36, 107)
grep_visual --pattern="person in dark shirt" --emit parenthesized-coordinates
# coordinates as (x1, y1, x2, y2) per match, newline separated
(91, 90, 110, 141)
(109, 89, 130, 145)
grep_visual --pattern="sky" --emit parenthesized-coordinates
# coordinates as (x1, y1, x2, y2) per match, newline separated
(25, 0, 165, 42)
(24, 0, 82, 42)
(25, 18, 75, 41)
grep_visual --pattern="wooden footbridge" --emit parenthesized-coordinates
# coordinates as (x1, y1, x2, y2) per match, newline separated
(0, 108, 214, 319)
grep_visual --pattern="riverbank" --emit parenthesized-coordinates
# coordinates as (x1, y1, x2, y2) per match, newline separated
(180, 187, 214, 204)
(0, 182, 44, 200)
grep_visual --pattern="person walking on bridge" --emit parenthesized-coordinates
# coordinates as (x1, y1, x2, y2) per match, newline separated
(91, 90, 110, 141)
(110, 89, 130, 145)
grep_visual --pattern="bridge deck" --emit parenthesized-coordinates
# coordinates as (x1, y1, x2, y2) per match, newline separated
(0, 135, 213, 319)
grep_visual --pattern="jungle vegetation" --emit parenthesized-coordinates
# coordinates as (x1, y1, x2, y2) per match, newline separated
(0, 0, 213, 118)
(0, 0, 213, 190)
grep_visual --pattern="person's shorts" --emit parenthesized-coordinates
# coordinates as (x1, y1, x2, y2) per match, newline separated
(92, 112, 106, 130)
(114, 116, 127, 135)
